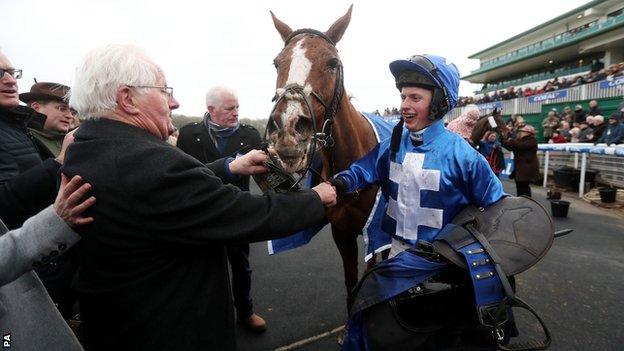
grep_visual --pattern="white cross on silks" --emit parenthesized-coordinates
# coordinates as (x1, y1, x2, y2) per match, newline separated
(387, 153, 443, 241)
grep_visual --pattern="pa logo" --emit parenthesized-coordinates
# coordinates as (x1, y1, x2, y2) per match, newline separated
(2, 333, 10, 348)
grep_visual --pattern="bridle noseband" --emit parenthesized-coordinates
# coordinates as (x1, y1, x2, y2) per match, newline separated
(265, 28, 345, 184)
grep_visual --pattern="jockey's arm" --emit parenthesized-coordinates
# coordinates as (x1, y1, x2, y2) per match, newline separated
(466, 155, 507, 207)
(331, 143, 388, 194)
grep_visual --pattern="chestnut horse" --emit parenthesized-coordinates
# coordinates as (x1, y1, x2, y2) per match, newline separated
(470, 108, 510, 144)
(267, 6, 380, 302)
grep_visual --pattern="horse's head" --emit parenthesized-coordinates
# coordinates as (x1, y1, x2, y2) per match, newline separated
(267, 6, 352, 173)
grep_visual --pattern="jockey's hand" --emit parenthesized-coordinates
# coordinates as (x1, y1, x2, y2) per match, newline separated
(54, 174, 96, 227)
(329, 176, 348, 194)
(229, 149, 270, 175)
(313, 182, 337, 207)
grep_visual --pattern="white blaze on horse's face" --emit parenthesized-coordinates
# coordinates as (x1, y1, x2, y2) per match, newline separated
(279, 38, 313, 128)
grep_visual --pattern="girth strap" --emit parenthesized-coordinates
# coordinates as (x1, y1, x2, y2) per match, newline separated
(440, 223, 552, 351)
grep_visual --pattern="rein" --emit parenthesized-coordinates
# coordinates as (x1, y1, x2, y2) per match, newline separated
(265, 28, 345, 187)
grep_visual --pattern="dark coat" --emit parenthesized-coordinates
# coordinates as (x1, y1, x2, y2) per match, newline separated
(177, 121, 261, 191)
(0, 106, 46, 183)
(62, 118, 326, 351)
(0, 106, 59, 229)
(503, 135, 540, 182)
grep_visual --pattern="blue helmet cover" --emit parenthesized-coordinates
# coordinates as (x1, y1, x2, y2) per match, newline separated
(389, 55, 460, 112)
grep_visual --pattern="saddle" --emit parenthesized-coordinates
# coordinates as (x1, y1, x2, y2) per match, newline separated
(433, 196, 554, 276)
(360, 196, 555, 351)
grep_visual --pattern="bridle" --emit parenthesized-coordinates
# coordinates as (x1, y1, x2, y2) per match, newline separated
(265, 28, 345, 185)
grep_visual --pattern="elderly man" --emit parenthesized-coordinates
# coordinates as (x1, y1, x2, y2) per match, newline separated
(177, 86, 266, 332)
(21, 82, 73, 158)
(63, 44, 336, 351)
(541, 110, 560, 143)
(1, 174, 94, 351)
(0, 50, 63, 229)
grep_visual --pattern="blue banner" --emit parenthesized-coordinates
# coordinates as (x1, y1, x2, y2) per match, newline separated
(477, 101, 502, 109)
(528, 90, 567, 103)
(599, 77, 624, 89)
(500, 157, 514, 180)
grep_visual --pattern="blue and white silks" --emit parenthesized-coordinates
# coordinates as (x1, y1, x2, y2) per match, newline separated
(335, 119, 506, 246)
(267, 113, 398, 260)
(340, 120, 506, 351)
(343, 250, 448, 351)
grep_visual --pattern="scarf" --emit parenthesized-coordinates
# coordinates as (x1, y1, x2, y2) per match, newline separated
(203, 112, 240, 155)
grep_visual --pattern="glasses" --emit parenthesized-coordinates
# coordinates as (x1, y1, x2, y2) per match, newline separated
(128, 85, 174, 98)
(0, 68, 22, 79)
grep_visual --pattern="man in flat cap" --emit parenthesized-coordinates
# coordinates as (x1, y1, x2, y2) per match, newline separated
(20, 82, 74, 158)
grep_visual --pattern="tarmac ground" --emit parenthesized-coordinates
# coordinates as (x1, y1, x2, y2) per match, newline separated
(236, 180, 624, 351)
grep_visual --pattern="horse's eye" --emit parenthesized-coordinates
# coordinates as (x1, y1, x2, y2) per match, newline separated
(327, 58, 339, 70)
(273, 60, 279, 69)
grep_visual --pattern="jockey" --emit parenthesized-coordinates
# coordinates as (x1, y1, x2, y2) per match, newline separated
(332, 54, 506, 256)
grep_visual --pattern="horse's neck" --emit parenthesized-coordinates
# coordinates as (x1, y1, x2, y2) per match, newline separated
(323, 97, 377, 175)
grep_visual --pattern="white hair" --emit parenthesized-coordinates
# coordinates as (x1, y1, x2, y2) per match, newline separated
(69, 44, 160, 118)
(205, 86, 237, 108)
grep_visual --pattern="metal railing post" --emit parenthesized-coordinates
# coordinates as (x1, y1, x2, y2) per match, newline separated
(579, 153, 587, 197)
(543, 151, 550, 188)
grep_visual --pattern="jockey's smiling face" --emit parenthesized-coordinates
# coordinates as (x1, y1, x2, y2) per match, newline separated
(400, 86, 433, 132)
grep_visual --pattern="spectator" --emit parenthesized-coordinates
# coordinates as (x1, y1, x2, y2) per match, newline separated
(577, 121, 593, 142)
(63, 44, 336, 351)
(1, 174, 94, 351)
(597, 113, 624, 145)
(478, 131, 505, 177)
(573, 104, 586, 124)
(177, 86, 266, 333)
(550, 131, 567, 143)
(590, 115, 607, 142)
(0, 51, 77, 320)
(587, 100, 603, 117)
(558, 121, 572, 141)
(561, 106, 573, 123)
(503, 125, 539, 197)
(569, 127, 580, 142)
(446, 105, 479, 147)
(541, 110, 560, 142)
(20, 82, 73, 159)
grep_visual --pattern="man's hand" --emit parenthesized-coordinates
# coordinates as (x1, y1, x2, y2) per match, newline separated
(229, 149, 270, 175)
(56, 129, 77, 164)
(312, 182, 337, 207)
(54, 174, 96, 227)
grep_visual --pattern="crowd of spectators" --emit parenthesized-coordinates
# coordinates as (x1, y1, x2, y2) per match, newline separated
(372, 107, 400, 117)
(541, 100, 624, 145)
(457, 61, 624, 107)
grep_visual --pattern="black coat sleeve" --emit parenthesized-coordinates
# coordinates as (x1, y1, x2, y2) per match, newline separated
(112, 145, 326, 246)
(0, 158, 59, 229)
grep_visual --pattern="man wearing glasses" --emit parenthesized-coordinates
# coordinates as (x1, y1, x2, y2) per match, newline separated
(62, 44, 336, 351)
(20, 82, 74, 159)
(0, 50, 65, 230)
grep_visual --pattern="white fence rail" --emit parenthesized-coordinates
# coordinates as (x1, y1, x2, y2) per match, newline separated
(537, 143, 624, 196)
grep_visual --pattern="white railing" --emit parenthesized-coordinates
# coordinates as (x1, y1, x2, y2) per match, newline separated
(538, 143, 624, 196)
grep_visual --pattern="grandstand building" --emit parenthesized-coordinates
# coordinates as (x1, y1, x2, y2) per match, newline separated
(450, 0, 624, 187)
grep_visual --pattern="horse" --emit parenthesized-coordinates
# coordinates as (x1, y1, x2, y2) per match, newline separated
(267, 6, 381, 306)
(470, 107, 510, 145)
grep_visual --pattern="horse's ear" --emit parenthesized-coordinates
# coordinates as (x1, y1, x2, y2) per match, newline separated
(270, 11, 293, 43)
(325, 4, 353, 44)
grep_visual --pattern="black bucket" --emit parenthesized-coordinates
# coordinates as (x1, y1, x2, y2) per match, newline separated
(598, 187, 617, 203)
(550, 200, 570, 218)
